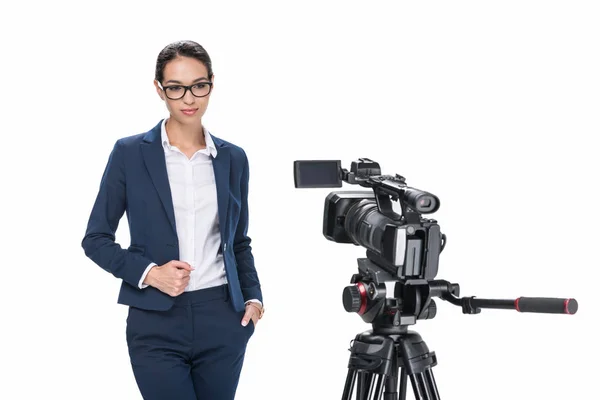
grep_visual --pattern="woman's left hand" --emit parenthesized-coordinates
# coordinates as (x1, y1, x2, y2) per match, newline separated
(241, 302, 263, 327)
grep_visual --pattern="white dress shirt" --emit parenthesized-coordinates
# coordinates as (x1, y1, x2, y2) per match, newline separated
(138, 118, 260, 306)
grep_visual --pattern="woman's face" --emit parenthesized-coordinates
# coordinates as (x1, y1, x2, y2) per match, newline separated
(154, 56, 213, 126)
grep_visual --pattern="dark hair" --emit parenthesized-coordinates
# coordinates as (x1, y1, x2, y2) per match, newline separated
(155, 40, 213, 83)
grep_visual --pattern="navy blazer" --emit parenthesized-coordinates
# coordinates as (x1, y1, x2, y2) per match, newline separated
(81, 119, 262, 312)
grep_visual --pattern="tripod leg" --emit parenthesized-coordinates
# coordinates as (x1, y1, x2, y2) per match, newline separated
(361, 373, 386, 400)
(398, 368, 408, 400)
(364, 372, 376, 400)
(424, 369, 441, 400)
(357, 371, 376, 400)
(372, 374, 385, 400)
(398, 330, 441, 400)
(383, 375, 399, 400)
(342, 369, 357, 400)
(342, 332, 398, 400)
(381, 341, 399, 400)
(357, 372, 366, 400)
(383, 373, 402, 400)
(409, 372, 432, 400)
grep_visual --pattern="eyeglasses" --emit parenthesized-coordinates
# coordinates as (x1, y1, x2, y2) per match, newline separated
(158, 81, 213, 100)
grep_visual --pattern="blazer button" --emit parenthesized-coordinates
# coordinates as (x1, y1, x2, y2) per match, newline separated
(223, 243, 227, 252)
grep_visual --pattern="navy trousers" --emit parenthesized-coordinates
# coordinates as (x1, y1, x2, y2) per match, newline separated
(125, 284, 254, 400)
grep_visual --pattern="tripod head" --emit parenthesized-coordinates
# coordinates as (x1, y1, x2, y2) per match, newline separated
(344, 258, 577, 336)
(343, 259, 440, 334)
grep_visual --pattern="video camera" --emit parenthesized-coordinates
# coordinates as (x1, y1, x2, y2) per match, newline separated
(296, 158, 442, 280)
(293, 158, 577, 328)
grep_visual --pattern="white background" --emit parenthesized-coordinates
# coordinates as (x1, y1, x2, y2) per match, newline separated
(1, 1, 598, 399)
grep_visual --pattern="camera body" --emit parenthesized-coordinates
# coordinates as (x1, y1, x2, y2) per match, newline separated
(295, 158, 445, 283)
(324, 191, 443, 281)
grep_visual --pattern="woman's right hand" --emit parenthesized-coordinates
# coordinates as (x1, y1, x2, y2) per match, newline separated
(144, 261, 194, 297)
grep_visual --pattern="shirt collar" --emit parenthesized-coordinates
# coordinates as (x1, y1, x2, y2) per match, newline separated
(160, 118, 218, 158)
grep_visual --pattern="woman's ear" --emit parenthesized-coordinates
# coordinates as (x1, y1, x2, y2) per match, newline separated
(154, 79, 165, 101)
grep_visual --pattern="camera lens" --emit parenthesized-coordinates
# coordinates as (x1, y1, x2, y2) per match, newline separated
(345, 199, 394, 254)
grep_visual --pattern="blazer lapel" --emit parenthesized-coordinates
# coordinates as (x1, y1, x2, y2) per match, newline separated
(139, 121, 232, 241)
(141, 122, 178, 236)
(211, 144, 231, 240)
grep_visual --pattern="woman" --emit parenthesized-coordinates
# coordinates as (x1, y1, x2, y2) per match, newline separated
(81, 40, 264, 400)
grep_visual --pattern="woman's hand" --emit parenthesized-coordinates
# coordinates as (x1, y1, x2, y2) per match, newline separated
(241, 301, 263, 327)
(145, 260, 194, 296)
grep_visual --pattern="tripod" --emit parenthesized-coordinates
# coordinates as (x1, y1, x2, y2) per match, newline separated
(339, 275, 578, 400)
(341, 326, 439, 400)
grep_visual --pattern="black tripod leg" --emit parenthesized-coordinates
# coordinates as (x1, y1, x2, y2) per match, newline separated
(410, 372, 432, 400)
(357, 371, 376, 400)
(398, 368, 408, 400)
(342, 332, 400, 400)
(410, 369, 441, 400)
(382, 375, 398, 400)
(372, 374, 385, 400)
(361, 373, 386, 400)
(424, 369, 441, 400)
(357, 372, 366, 399)
(363, 372, 375, 400)
(399, 331, 441, 400)
(342, 369, 357, 400)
